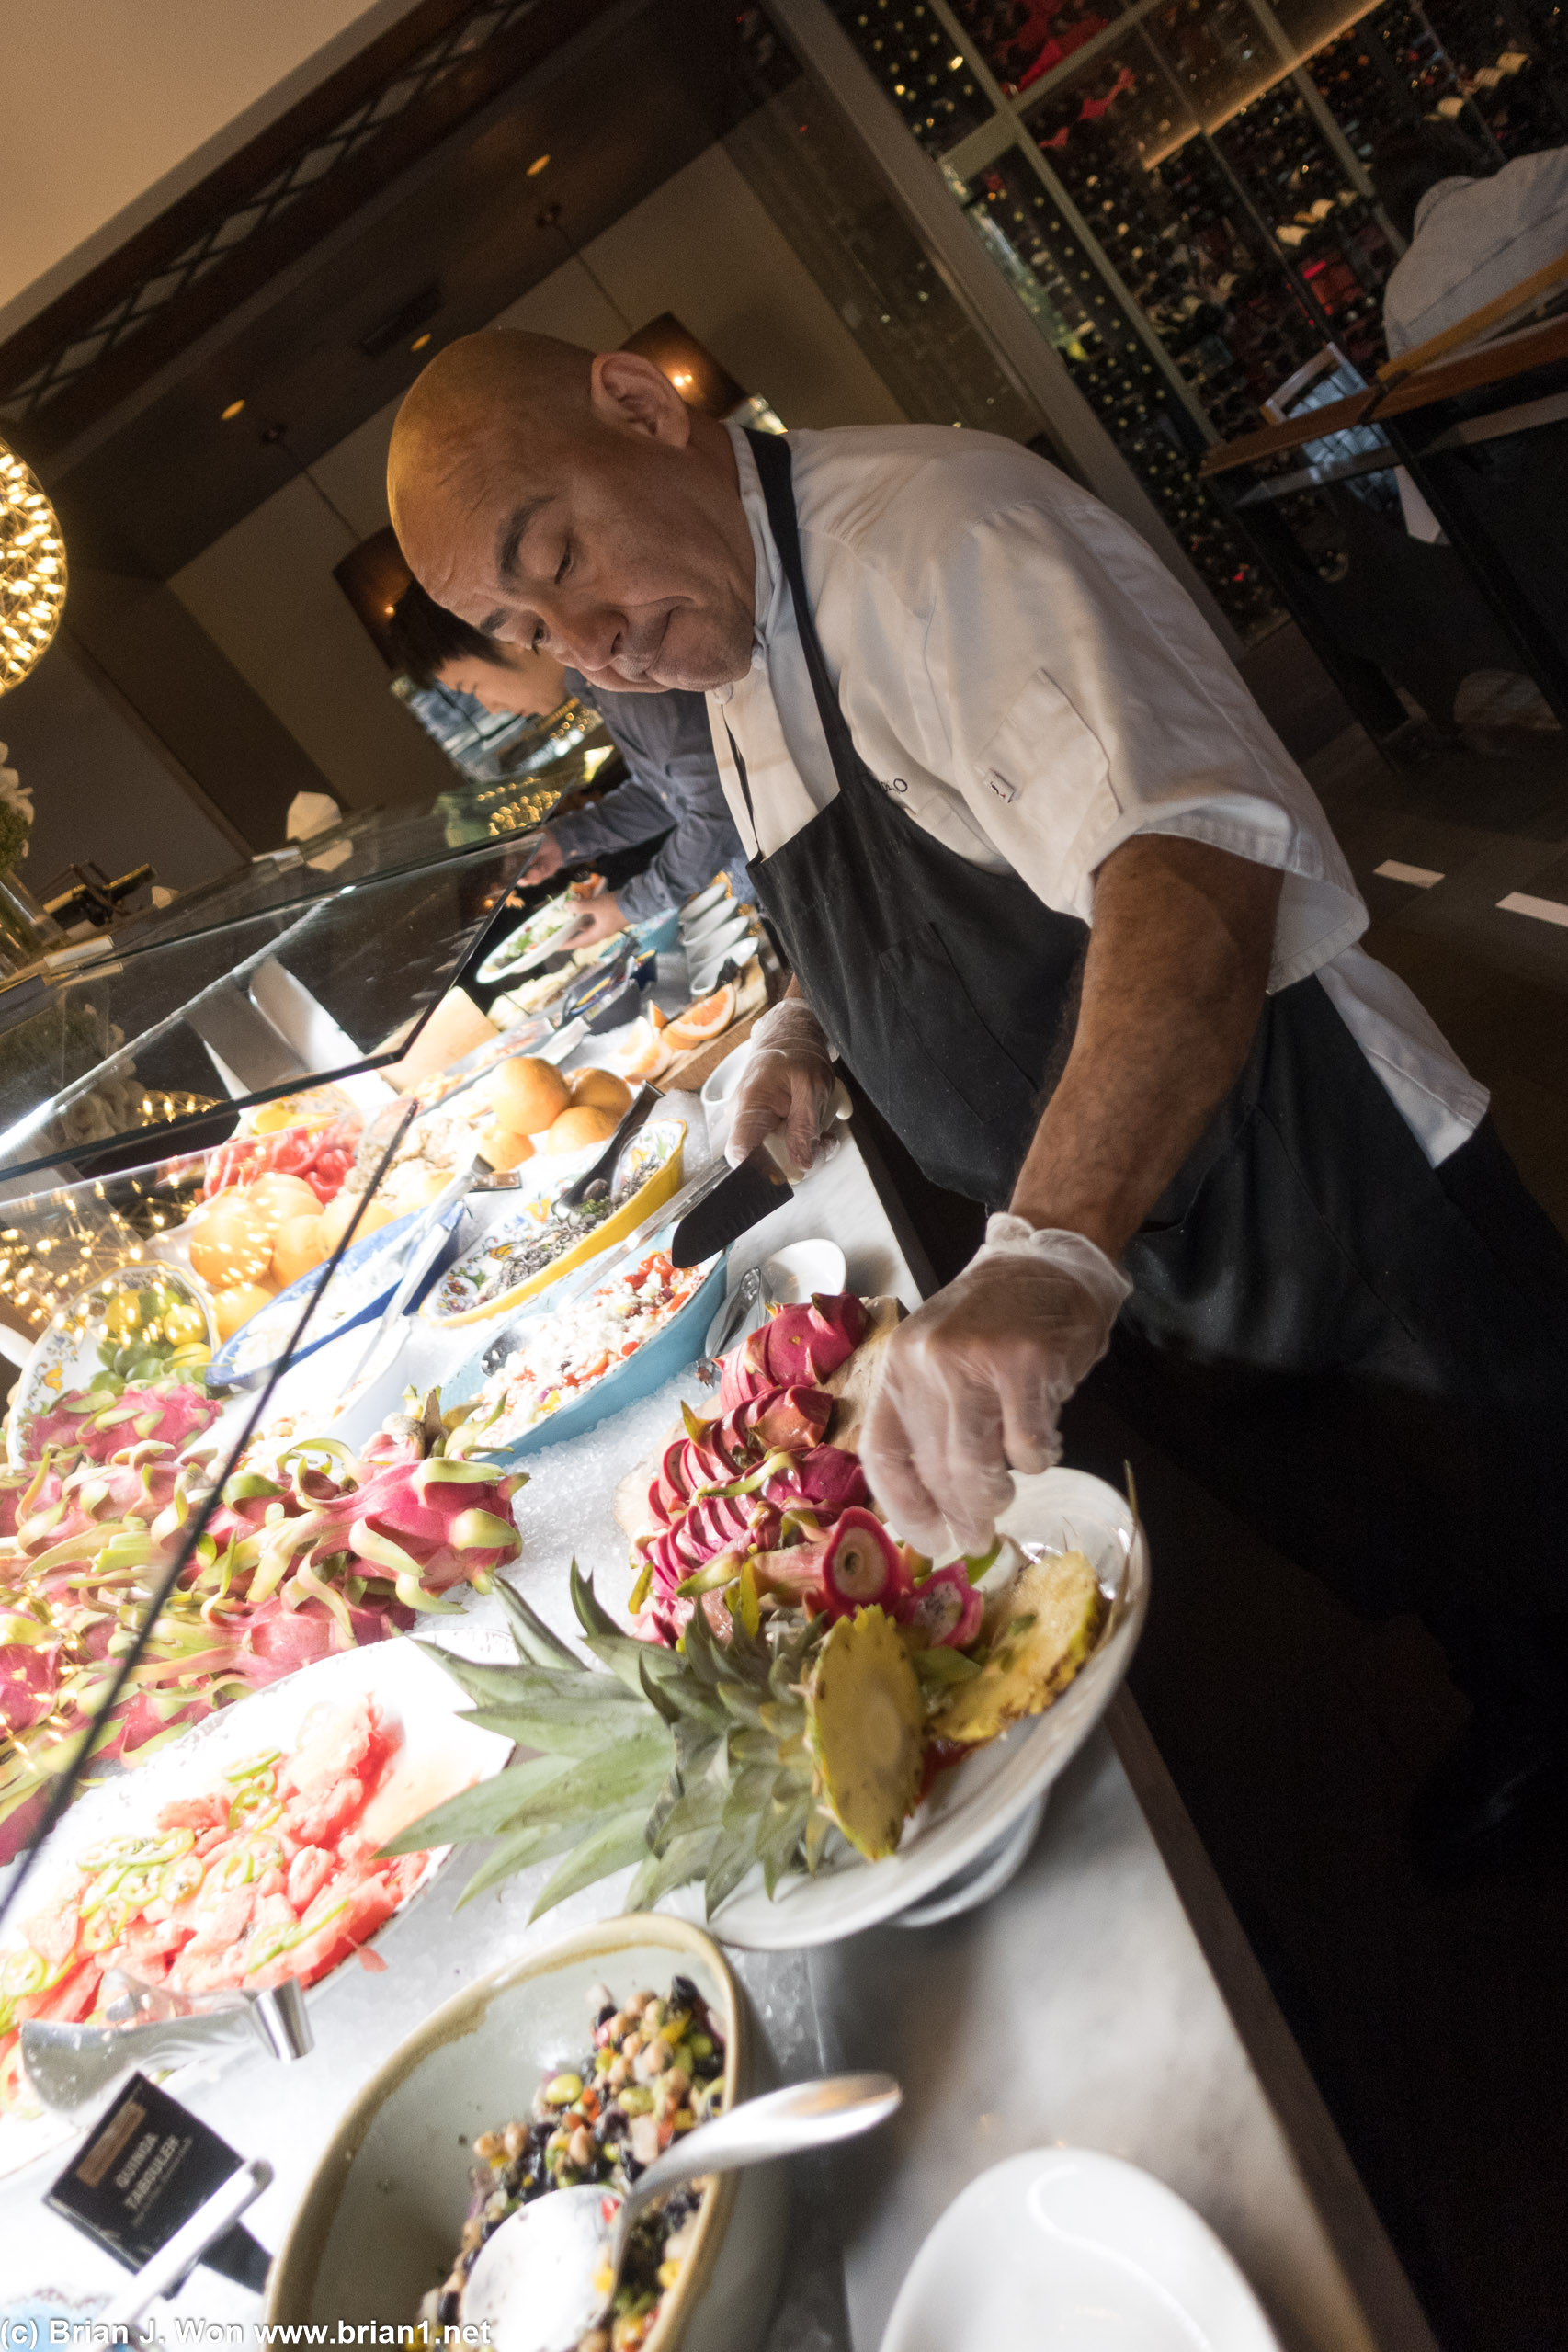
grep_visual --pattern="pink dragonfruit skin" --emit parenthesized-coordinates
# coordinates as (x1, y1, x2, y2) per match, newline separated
(897, 1563, 984, 1647)
(28, 1382, 218, 1466)
(765, 1445, 868, 1518)
(821, 1506, 911, 1619)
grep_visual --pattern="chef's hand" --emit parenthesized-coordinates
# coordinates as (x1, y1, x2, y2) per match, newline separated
(522, 835, 563, 886)
(562, 892, 628, 948)
(724, 996, 835, 1170)
(863, 1217, 1132, 1556)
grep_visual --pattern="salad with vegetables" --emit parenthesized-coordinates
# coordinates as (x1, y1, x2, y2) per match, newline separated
(445, 1252, 709, 1455)
(0, 1695, 434, 2118)
(425, 1975, 727, 2349)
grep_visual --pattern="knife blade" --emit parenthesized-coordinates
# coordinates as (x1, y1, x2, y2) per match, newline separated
(668, 1150, 792, 1266)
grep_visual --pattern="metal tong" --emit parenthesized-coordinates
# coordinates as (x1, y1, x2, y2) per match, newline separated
(21, 1974, 312, 2116)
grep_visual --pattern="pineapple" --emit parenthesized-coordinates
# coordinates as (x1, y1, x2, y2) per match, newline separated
(807, 1608, 924, 1860)
(930, 1550, 1107, 1746)
(388, 1569, 927, 1919)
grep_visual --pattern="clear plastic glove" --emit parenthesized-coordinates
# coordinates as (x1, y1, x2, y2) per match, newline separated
(863, 1215, 1133, 1555)
(724, 997, 837, 1170)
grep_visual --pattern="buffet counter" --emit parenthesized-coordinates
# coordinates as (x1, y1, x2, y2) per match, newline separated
(0, 881, 1438, 2352)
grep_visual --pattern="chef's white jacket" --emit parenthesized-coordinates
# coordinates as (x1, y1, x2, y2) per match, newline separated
(708, 423, 1487, 1165)
(1383, 149, 1568, 540)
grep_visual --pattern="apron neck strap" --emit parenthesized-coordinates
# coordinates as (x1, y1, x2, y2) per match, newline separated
(744, 428, 863, 788)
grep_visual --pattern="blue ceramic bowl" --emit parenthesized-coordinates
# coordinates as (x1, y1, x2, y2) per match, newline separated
(629, 906, 682, 954)
(441, 1244, 727, 1464)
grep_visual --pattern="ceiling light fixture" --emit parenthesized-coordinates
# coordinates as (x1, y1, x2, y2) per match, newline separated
(221, 398, 246, 420)
(0, 438, 66, 697)
(527, 152, 551, 176)
(410, 332, 432, 352)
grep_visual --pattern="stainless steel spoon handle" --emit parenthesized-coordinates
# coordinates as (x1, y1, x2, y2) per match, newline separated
(619, 2071, 900, 2237)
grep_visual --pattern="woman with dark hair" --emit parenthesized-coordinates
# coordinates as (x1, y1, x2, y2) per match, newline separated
(387, 578, 748, 944)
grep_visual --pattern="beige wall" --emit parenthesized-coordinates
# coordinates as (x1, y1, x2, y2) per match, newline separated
(169, 140, 906, 809)
(0, 0, 415, 335)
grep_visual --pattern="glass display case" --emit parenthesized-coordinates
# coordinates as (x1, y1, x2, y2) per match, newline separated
(0, 830, 547, 1185)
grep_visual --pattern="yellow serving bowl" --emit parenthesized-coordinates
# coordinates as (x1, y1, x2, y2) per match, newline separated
(422, 1118, 686, 1328)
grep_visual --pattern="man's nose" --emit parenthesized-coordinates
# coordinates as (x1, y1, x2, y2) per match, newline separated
(547, 599, 621, 676)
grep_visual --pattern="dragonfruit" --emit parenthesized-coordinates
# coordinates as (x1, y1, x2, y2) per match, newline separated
(0, 1400, 525, 1862)
(25, 1379, 218, 1466)
(718, 1294, 867, 1411)
(820, 1507, 912, 1618)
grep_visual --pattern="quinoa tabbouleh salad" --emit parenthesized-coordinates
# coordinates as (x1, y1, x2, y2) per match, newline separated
(427, 1976, 727, 2348)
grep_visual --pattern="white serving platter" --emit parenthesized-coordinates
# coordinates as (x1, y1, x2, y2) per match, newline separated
(664, 1466, 1147, 1950)
(880, 2145, 1281, 2352)
(0, 1639, 511, 2180)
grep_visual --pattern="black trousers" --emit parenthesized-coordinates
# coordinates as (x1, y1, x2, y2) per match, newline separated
(1088, 1113, 1568, 1720)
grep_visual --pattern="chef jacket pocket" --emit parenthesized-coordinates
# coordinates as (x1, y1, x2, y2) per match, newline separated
(878, 922, 1041, 1131)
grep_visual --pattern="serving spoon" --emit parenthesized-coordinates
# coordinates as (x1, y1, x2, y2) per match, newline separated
(461, 2071, 900, 2351)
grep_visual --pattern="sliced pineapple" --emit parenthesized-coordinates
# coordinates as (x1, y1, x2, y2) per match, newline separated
(807, 1606, 925, 1860)
(931, 1549, 1107, 1747)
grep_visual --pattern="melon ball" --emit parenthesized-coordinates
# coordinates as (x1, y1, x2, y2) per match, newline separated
(189, 1195, 273, 1288)
(482, 1123, 535, 1172)
(244, 1172, 323, 1233)
(487, 1055, 569, 1136)
(272, 1214, 327, 1290)
(568, 1066, 632, 1118)
(545, 1103, 620, 1155)
(213, 1282, 276, 1341)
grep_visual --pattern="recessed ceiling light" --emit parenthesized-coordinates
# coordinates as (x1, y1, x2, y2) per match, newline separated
(527, 152, 551, 176)
(221, 398, 245, 420)
(411, 332, 432, 351)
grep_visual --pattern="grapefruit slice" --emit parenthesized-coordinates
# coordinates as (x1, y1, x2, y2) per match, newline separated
(618, 1016, 675, 1082)
(665, 983, 736, 1054)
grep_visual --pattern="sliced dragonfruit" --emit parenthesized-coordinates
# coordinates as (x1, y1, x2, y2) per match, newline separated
(744, 1384, 833, 1453)
(766, 1445, 868, 1519)
(899, 1563, 984, 1648)
(820, 1506, 913, 1618)
(759, 1295, 867, 1390)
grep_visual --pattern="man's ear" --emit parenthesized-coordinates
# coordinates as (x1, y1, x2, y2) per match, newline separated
(590, 350, 693, 445)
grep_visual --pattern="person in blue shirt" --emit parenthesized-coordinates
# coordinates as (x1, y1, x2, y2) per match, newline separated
(388, 580, 748, 945)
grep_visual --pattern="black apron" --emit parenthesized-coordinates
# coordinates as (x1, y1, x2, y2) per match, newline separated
(728, 428, 1568, 1665)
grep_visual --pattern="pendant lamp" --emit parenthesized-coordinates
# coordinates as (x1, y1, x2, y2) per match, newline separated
(0, 437, 66, 694)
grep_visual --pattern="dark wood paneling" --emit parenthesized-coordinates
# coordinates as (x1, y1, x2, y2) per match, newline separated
(43, 0, 758, 578)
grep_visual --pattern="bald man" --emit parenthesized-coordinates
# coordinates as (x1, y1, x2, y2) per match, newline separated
(390, 331, 1568, 1867)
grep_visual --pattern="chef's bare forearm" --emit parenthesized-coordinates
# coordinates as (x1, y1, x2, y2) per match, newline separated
(1008, 835, 1281, 1259)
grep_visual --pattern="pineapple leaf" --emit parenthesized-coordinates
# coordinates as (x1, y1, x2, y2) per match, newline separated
(703, 1819, 760, 1916)
(638, 1657, 683, 1727)
(628, 1827, 720, 1913)
(441, 1722, 674, 1821)
(415, 1646, 638, 1712)
(379, 1753, 576, 1853)
(716, 1681, 767, 1729)
(528, 1805, 653, 1924)
(455, 1815, 597, 1906)
(722, 1763, 781, 1828)
(726, 1725, 796, 1767)
(656, 1776, 725, 1852)
(455, 1694, 657, 1759)
(494, 1576, 584, 1672)
(757, 1795, 812, 1899)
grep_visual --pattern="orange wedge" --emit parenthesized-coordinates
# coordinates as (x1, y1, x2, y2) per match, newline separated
(665, 983, 736, 1054)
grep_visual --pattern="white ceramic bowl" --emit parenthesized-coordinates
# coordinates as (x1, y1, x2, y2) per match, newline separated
(762, 1239, 846, 1305)
(266, 1915, 786, 2351)
(679, 880, 733, 926)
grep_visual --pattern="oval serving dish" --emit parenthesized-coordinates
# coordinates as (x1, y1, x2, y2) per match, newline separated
(439, 1237, 726, 1465)
(265, 1915, 786, 2352)
(422, 1119, 687, 1331)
